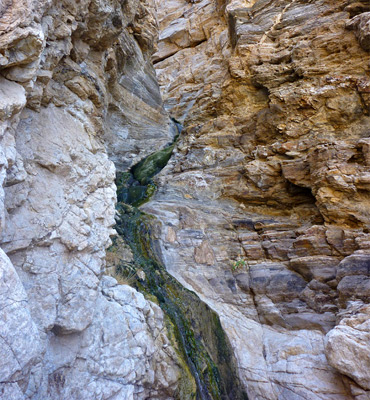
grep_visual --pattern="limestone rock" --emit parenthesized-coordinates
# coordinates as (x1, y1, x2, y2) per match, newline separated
(1, 0, 370, 398)
(41, 276, 182, 400)
(325, 304, 370, 391)
(0, 249, 40, 390)
(0, 0, 183, 398)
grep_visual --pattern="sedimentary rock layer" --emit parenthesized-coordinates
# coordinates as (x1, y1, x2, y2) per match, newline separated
(149, 0, 370, 398)
(1, 0, 370, 398)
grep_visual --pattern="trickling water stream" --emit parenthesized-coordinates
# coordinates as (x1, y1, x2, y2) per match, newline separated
(110, 123, 248, 400)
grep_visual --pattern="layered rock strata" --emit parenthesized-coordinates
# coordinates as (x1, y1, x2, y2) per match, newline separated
(0, 0, 182, 398)
(148, 0, 370, 398)
(1, 0, 370, 399)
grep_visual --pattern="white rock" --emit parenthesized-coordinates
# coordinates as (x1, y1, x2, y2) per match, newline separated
(0, 249, 41, 382)
(325, 306, 370, 391)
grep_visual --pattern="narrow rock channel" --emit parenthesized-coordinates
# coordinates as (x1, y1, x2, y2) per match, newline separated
(109, 131, 248, 400)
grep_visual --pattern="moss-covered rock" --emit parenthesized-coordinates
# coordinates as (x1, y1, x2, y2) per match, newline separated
(116, 171, 156, 207)
(132, 143, 175, 185)
(111, 130, 247, 399)
(114, 204, 247, 400)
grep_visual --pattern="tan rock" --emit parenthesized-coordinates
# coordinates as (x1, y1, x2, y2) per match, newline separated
(151, 0, 370, 397)
(194, 240, 215, 265)
(347, 12, 370, 50)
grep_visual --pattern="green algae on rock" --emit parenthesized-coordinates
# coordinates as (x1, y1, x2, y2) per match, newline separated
(116, 171, 156, 207)
(132, 143, 175, 185)
(131, 118, 181, 185)
(113, 203, 247, 400)
(117, 121, 180, 206)
(111, 138, 247, 399)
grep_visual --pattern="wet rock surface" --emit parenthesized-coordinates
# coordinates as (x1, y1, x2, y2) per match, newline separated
(111, 169, 247, 399)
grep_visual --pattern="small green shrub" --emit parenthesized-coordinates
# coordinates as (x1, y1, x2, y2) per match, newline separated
(231, 257, 247, 271)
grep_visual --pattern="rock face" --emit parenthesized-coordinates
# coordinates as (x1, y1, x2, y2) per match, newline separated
(326, 303, 370, 392)
(1, 0, 370, 399)
(145, 0, 370, 398)
(0, 0, 182, 398)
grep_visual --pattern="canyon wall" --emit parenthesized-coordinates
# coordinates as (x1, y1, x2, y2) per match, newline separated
(0, 0, 182, 399)
(1, 0, 370, 399)
(144, 0, 370, 399)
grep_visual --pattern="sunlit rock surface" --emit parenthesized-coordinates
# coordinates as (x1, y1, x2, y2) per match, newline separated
(148, 0, 370, 398)
(1, 0, 370, 398)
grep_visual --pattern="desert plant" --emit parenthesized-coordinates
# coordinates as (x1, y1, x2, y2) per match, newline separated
(107, 264, 138, 286)
(231, 257, 247, 271)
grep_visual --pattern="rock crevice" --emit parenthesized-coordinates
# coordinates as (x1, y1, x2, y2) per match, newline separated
(0, 0, 370, 399)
